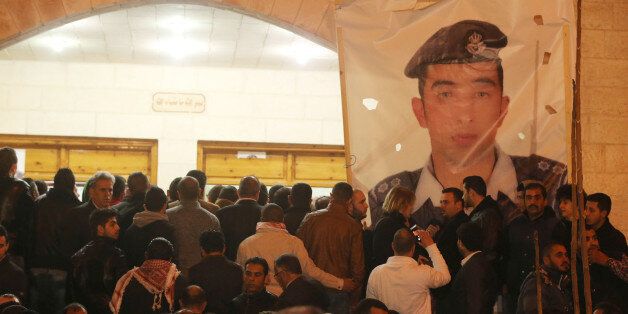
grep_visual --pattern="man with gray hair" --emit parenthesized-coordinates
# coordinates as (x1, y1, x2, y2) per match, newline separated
(68, 170, 116, 254)
(216, 176, 263, 261)
(167, 176, 221, 275)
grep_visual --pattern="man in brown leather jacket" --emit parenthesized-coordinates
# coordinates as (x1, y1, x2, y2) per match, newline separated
(297, 182, 363, 314)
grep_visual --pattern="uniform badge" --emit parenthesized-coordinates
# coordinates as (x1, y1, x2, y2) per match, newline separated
(377, 182, 389, 194)
(538, 161, 550, 171)
(391, 178, 401, 187)
(552, 165, 565, 175)
(466, 32, 486, 55)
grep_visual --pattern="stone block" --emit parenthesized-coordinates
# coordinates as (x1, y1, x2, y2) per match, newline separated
(0, 110, 27, 133)
(305, 96, 342, 120)
(243, 69, 296, 95)
(208, 93, 256, 118)
(581, 29, 605, 58)
(252, 94, 305, 119)
(196, 68, 244, 93)
(605, 145, 628, 172)
(162, 67, 198, 92)
(157, 139, 197, 164)
(115, 64, 163, 90)
(296, 71, 341, 96)
(581, 58, 628, 87)
(0, 61, 19, 84)
(582, 2, 614, 30)
(588, 115, 628, 144)
(8, 86, 42, 110)
(67, 63, 116, 88)
(194, 116, 267, 143)
(19, 61, 67, 86)
(26, 111, 95, 136)
(604, 31, 628, 59)
(95, 113, 162, 138)
(581, 86, 628, 116)
(583, 173, 628, 198)
(41, 87, 75, 111)
(613, 3, 628, 31)
(607, 194, 627, 235)
(582, 144, 605, 173)
(265, 119, 323, 144)
(322, 120, 345, 145)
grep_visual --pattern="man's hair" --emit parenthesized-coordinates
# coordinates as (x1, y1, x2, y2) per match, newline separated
(177, 176, 200, 201)
(330, 182, 353, 203)
(291, 183, 312, 207)
(88, 208, 117, 234)
(239, 176, 261, 197)
(542, 241, 566, 259)
(257, 183, 269, 206)
(35, 180, 48, 195)
(180, 285, 206, 309)
(353, 298, 388, 314)
(207, 185, 223, 203)
(314, 196, 330, 210)
(274, 187, 291, 210)
(556, 184, 587, 203)
(168, 177, 182, 202)
(91, 171, 115, 186)
(516, 181, 525, 193)
(113, 175, 126, 200)
(0, 224, 7, 238)
(261, 203, 284, 223)
(63, 303, 87, 313)
(53, 168, 76, 191)
(218, 185, 238, 202)
(442, 187, 463, 203)
(144, 186, 167, 212)
(186, 170, 207, 190)
(587, 193, 612, 214)
(268, 185, 285, 203)
(417, 61, 504, 99)
(0, 147, 17, 176)
(127, 172, 149, 195)
(392, 229, 414, 255)
(383, 186, 415, 214)
(463, 176, 487, 197)
(199, 230, 224, 253)
(456, 222, 483, 252)
(275, 254, 302, 274)
(145, 237, 174, 261)
(524, 182, 547, 199)
(245, 257, 270, 275)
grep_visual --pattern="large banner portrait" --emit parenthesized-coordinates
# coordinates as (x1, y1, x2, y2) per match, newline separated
(336, 0, 575, 227)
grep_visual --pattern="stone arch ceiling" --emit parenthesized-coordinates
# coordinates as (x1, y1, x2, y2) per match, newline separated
(0, 0, 337, 50)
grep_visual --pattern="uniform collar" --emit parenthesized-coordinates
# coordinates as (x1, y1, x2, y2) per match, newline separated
(413, 146, 518, 211)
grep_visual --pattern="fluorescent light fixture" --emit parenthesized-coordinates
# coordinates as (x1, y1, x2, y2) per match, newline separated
(39, 35, 78, 53)
(159, 16, 196, 33)
(153, 37, 209, 59)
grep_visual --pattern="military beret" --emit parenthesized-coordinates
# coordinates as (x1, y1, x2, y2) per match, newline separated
(405, 20, 508, 78)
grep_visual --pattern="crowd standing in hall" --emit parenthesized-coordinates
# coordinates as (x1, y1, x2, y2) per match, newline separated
(0, 142, 627, 314)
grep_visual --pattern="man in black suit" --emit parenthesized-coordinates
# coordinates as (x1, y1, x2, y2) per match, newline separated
(216, 176, 263, 261)
(433, 187, 469, 313)
(274, 254, 329, 311)
(112, 172, 150, 240)
(462, 176, 502, 260)
(444, 222, 498, 314)
(284, 183, 312, 235)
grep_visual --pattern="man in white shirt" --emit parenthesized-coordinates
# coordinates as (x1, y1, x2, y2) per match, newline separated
(366, 228, 450, 314)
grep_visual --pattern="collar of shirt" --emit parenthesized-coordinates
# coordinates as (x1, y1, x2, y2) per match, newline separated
(413, 146, 518, 211)
(461, 251, 481, 266)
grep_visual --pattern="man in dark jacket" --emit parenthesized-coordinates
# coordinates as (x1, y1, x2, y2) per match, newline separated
(188, 230, 243, 314)
(67, 208, 128, 314)
(231, 257, 278, 314)
(216, 176, 262, 261)
(0, 147, 35, 267)
(274, 254, 329, 311)
(585, 193, 627, 260)
(283, 183, 312, 235)
(443, 222, 498, 314)
(462, 176, 503, 260)
(30, 168, 80, 313)
(517, 242, 572, 314)
(109, 238, 186, 314)
(121, 186, 175, 267)
(66, 171, 115, 254)
(503, 182, 567, 313)
(112, 172, 150, 240)
(0, 224, 28, 302)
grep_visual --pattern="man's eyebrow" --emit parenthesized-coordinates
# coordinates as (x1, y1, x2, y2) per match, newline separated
(473, 77, 497, 86)
(430, 80, 455, 89)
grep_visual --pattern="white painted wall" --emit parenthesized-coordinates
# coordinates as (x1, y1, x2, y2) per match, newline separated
(0, 60, 344, 188)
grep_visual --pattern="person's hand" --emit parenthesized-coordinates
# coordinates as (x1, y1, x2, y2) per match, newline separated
(426, 224, 440, 237)
(341, 279, 357, 292)
(589, 247, 610, 266)
(413, 229, 434, 248)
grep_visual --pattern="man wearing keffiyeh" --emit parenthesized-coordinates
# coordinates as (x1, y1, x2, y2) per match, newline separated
(110, 237, 186, 314)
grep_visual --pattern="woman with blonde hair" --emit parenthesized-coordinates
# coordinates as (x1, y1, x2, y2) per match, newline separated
(371, 186, 417, 268)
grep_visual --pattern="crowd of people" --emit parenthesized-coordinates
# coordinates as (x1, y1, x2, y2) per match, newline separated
(0, 146, 626, 314)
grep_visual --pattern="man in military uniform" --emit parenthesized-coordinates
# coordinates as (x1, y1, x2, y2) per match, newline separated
(368, 20, 566, 228)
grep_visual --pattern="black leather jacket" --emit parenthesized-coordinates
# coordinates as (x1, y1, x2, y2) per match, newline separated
(0, 176, 35, 259)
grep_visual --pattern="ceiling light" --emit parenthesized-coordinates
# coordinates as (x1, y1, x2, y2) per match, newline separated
(160, 16, 196, 33)
(39, 36, 78, 53)
(153, 37, 209, 59)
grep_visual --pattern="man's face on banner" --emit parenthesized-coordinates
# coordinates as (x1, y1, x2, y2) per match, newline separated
(411, 61, 509, 163)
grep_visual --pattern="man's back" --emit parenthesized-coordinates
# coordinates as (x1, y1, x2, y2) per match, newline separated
(0, 177, 35, 259)
(595, 219, 628, 259)
(167, 201, 221, 273)
(112, 194, 144, 239)
(122, 218, 176, 267)
(297, 208, 364, 282)
(275, 276, 329, 311)
(188, 255, 243, 314)
(444, 252, 498, 314)
(216, 199, 262, 261)
(284, 205, 310, 235)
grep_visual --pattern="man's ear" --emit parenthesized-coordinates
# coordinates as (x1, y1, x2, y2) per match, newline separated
(411, 97, 428, 128)
(495, 95, 510, 128)
(96, 225, 105, 236)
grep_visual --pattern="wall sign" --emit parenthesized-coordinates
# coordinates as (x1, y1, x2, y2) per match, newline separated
(152, 93, 206, 113)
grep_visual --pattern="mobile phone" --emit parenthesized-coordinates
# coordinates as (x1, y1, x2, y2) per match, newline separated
(410, 224, 421, 242)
